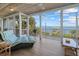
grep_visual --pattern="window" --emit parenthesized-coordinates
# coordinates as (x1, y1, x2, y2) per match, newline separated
(41, 10, 61, 40)
(63, 7, 78, 40)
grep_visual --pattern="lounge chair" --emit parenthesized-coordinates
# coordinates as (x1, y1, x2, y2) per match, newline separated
(0, 30, 36, 50)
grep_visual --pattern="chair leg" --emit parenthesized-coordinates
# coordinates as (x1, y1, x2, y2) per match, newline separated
(8, 48, 11, 56)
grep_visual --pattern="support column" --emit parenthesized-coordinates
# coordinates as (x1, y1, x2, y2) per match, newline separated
(13, 15, 16, 33)
(19, 12, 22, 36)
(0, 18, 3, 31)
(60, 10, 63, 45)
(39, 14, 42, 41)
(76, 12, 78, 48)
(27, 16, 29, 36)
(2, 18, 3, 31)
(7, 17, 9, 30)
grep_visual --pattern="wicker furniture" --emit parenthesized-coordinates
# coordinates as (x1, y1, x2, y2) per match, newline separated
(0, 42, 11, 56)
(63, 46, 77, 56)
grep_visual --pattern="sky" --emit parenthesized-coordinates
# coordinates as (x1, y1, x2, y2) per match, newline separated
(33, 7, 79, 27)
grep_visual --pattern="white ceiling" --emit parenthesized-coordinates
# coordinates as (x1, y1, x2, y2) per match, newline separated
(0, 3, 74, 17)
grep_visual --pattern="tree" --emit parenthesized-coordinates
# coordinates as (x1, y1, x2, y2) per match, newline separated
(69, 30, 76, 38)
(22, 20, 27, 29)
(29, 16, 36, 35)
(51, 29, 61, 37)
(36, 27, 41, 34)
(70, 30, 76, 34)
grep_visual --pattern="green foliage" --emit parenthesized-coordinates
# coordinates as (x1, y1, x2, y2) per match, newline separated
(51, 30, 61, 37)
(69, 30, 76, 38)
(29, 16, 36, 34)
(51, 29, 76, 38)
(15, 23, 19, 28)
(15, 21, 19, 29)
(22, 20, 27, 29)
(42, 32, 49, 35)
(21, 15, 27, 19)
(36, 27, 41, 34)
(64, 34, 73, 38)
(69, 30, 76, 34)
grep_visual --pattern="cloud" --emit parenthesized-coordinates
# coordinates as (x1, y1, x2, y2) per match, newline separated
(63, 16, 76, 25)
(63, 13, 69, 16)
(63, 8, 78, 13)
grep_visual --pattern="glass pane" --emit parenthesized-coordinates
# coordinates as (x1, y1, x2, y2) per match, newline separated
(21, 15, 27, 35)
(77, 10, 79, 43)
(3, 18, 7, 31)
(63, 10, 76, 40)
(29, 15, 40, 38)
(15, 15, 20, 36)
(8, 16, 14, 30)
(41, 10, 61, 40)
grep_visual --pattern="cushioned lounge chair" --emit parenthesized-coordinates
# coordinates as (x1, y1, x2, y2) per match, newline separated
(0, 30, 36, 50)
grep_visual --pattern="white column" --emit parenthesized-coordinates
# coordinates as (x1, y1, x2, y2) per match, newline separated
(19, 12, 22, 36)
(27, 16, 29, 36)
(60, 10, 63, 44)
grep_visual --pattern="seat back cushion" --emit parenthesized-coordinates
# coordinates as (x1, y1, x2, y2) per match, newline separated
(3, 30, 17, 44)
(28, 36, 36, 43)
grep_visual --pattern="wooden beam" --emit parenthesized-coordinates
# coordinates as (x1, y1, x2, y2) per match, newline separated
(0, 4, 10, 11)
